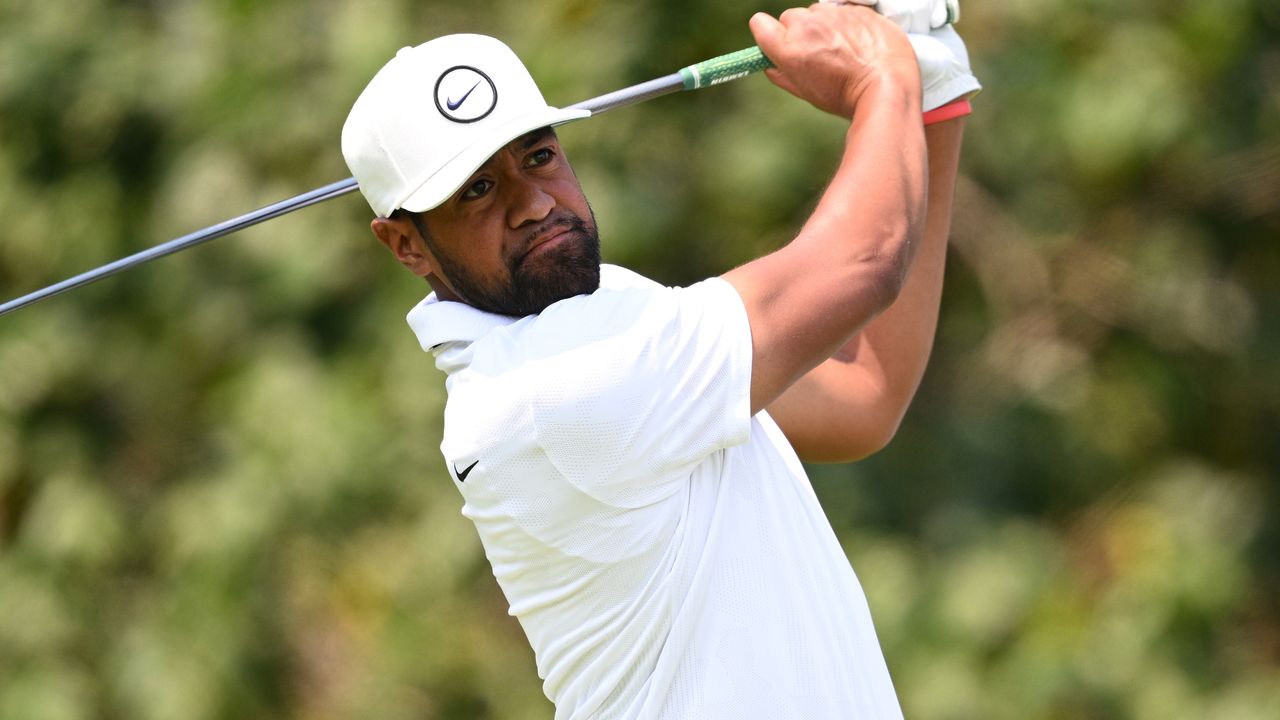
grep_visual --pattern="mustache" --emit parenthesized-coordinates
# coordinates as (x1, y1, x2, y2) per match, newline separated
(510, 212, 593, 264)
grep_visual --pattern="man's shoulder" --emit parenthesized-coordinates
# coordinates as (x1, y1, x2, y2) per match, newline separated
(597, 263, 664, 292)
(440, 267, 755, 493)
(408, 264, 661, 350)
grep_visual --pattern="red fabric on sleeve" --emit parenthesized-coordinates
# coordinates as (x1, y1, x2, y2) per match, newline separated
(923, 99, 972, 126)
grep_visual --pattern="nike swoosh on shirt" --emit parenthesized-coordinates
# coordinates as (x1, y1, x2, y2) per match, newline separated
(453, 460, 479, 482)
(447, 81, 482, 111)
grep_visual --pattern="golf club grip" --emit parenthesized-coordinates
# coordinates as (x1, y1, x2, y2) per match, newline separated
(569, 45, 770, 115)
(680, 46, 774, 90)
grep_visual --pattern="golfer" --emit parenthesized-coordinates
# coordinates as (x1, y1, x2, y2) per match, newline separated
(342, 1, 978, 717)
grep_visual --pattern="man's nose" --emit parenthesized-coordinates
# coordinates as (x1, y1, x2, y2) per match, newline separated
(506, 178, 555, 229)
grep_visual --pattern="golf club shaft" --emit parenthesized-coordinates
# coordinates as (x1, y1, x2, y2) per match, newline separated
(0, 46, 772, 318)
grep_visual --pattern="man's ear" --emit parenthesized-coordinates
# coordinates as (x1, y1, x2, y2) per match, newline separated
(371, 215, 435, 277)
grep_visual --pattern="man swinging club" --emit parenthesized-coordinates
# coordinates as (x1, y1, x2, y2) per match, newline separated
(341, 0, 980, 716)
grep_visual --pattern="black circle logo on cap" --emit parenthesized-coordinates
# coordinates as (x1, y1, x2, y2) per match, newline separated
(434, 66, 498, 124)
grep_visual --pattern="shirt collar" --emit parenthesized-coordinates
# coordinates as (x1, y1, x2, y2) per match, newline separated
(406, 293, 516, 352)
(405, 263, 657, 352)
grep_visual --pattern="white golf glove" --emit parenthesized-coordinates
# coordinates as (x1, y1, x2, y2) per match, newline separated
(909, 25, 981, 112)
(824, 0, 979, 113)
(834, 0, 960, 33)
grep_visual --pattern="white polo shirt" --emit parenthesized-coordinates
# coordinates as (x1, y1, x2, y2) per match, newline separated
(407, 265, 902, 719)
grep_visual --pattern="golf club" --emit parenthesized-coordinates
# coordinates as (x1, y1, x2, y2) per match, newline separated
(0, 47, 772, 318)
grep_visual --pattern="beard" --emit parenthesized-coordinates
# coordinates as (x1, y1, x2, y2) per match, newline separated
(420, 208, 602, 317)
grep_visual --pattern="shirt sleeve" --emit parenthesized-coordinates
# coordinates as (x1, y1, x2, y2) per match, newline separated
(518, 277, 753, 508)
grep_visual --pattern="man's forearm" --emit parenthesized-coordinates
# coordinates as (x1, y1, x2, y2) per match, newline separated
(768, 117, 965, 461)
(835, 117, 964, 408)
(725, 75, 928, 416)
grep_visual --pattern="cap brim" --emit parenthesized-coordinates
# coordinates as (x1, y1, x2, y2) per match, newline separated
(397, 105, 591, 214)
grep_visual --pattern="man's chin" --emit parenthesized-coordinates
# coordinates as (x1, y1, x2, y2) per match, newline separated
(519, 262, 600, 314)
(512, 232, 600, 311)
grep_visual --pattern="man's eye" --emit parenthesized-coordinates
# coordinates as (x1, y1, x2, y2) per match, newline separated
(526, 148, 553, 167)
(462, 179, 492, 199)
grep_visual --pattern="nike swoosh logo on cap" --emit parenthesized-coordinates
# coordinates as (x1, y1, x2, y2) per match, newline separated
(447, 81, 482, 111)
(453, 460, 479, 482)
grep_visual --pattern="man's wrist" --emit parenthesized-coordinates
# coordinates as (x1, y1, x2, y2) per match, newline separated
(849, 69, 923, 121)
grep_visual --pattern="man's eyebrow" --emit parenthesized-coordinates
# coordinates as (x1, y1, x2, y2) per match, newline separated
(465, 128, 558, 183)
(515, 127, 556, 151)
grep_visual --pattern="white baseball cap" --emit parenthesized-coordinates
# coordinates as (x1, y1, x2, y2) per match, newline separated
(342, 34, 591, 217)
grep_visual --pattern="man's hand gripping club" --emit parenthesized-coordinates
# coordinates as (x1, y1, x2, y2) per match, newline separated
(748, 4, 922, 120)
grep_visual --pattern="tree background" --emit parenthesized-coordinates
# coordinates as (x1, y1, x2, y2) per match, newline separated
(1, 1, 1277, 718)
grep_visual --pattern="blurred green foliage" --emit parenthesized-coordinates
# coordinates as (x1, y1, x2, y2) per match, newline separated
(1, 1, 1277, 718)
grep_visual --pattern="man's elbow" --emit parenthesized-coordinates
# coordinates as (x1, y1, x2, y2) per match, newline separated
(798, 401, 909, 464)
(845, 404, 907, 462)
(861, 225, 917, 316)
(853, 406, 908, 460)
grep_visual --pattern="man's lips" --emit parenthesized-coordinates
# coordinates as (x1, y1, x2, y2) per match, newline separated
(518, 225, 576, 265)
